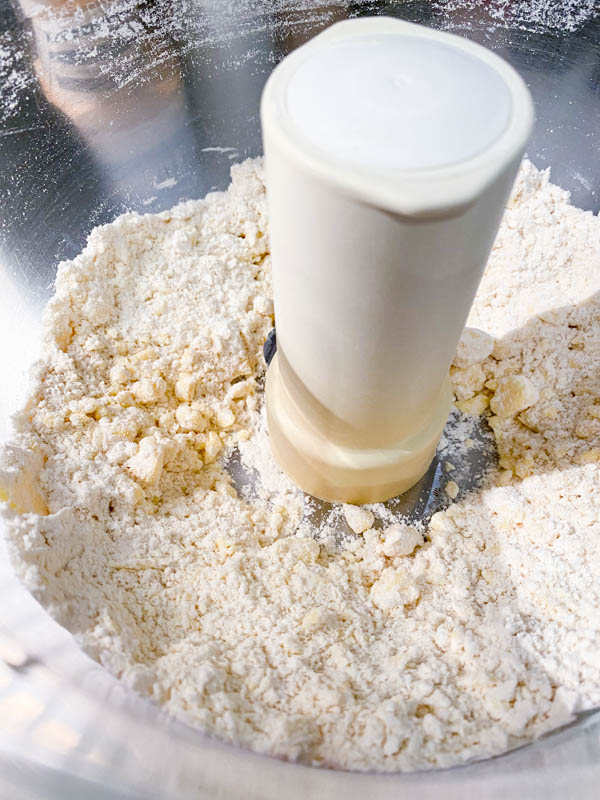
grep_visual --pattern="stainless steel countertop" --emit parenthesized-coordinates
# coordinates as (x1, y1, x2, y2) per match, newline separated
(1, 1, 600, 797)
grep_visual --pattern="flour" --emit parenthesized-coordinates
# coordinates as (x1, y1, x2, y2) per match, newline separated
(2, 158, 600, 773)
(465, 159, 600, 338)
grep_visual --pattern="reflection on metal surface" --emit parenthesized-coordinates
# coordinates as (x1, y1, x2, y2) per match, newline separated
(0, 0, 597, 304)
(17, 0, 195, 230)
(27, 0, 187, 165)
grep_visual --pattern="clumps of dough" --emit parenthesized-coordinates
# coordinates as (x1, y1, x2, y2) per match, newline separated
(131, 376, 166, 404)
(453, 327, 494, 368)
(126, 437, 164, 484)
(175, 404, 207, 432)
(253, 295, 274, 316)
(215, 407, 236, 429)
(451, 327, 495, 411)
(343, 504, 374, 534)
(445, 480, 459, 500)
(174, 372, 197, 402)
(370, 566, 420, 610)
(452, 332, 541, 426)
(381, 524, 422, 557)
(456, 393, 489, 416)
(0, 445, 48, 515)
(204, 431, 222, 464)
(451, 363, 487, 401)
(110, 362, 132, 385)
(490, 375, 539, 418)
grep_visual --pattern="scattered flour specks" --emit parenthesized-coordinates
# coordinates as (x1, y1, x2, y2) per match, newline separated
(2, 1, 597, 119)
(1, 157, 600, 772)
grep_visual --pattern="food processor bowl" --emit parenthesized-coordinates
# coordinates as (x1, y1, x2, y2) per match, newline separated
(1, 1, 599, 797)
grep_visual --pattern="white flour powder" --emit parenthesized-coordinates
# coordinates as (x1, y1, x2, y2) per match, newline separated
(1, 158, 600, 772)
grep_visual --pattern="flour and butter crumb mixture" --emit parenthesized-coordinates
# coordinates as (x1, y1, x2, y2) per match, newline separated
(2, 159, 600, 772)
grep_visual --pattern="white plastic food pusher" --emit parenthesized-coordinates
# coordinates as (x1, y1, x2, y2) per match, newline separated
(261, 17, 533, 505)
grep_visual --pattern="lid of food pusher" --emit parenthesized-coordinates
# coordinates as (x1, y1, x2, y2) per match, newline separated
(261, 17, 534, 217)
(286, 34, 512, 170)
